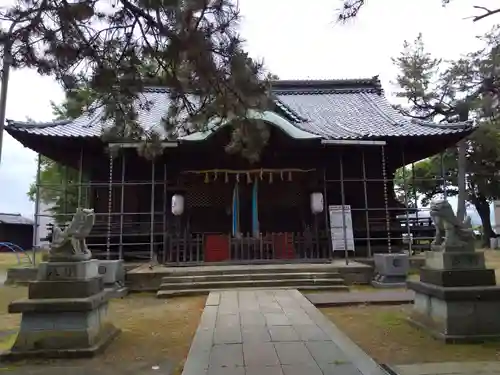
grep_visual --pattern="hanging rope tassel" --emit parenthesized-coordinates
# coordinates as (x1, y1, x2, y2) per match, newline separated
(204, 172, 209, 183)
(236, 173, 240, 182)
(268, 172, 273, 184)
(225, 172, 229, 183)
(288, 171, 292, 181)
(247, 172, 252, 184)
(213, 172, 218, 181)
(260, 169, 264, 180)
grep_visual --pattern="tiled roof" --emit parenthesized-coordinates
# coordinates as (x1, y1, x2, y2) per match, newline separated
(5, 77, 471, 140)
(0, 213, 34, 225)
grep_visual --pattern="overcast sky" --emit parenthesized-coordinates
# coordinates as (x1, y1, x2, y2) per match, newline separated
(0, 0, 497, 219)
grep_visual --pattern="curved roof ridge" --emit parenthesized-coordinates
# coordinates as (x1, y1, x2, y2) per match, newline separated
(273, 98, 308, 123)
(179, 110, 321, 142)
(6, 119, 71, 128)
(410, 118, 473, 130)
(271, 76, 383, 95)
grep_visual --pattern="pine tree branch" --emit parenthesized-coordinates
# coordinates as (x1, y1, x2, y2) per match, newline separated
(472, 5, 500, 22)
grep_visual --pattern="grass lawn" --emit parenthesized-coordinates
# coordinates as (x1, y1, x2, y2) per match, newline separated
(0, 286, 205, 375)
(322, 304, 500, 365)
(0, 251, 46, 271)
(324, 250, 500, 365)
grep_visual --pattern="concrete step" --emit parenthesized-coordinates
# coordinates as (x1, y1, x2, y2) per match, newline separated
(158, 278, 345, 291)
(159, 264, 338, 277)
(160, 272, 342, 284)
(157, 285, 349, 298)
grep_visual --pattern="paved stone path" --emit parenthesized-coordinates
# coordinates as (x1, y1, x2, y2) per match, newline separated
(305, 290, 414, 307)
(181, 289, 387, 375)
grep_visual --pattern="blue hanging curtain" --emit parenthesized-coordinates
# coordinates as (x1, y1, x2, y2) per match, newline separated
(232, 182, 240, 236)
(252, 179, 259, 237)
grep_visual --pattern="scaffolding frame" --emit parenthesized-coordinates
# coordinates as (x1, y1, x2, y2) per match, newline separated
(31, 142, 458, 265)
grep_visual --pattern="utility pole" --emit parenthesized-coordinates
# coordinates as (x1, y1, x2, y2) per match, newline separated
(0, 24, 14, 166)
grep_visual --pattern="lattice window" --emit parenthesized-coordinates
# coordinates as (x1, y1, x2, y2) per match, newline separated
(186, 184, 231, 208)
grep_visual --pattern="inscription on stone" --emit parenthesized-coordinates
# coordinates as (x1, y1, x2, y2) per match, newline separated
(451, 254, 479, 267)
(46, 266, 76, 280)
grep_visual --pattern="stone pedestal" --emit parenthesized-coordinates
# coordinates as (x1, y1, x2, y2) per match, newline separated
(407, 251, 500, 343)
(372, 253, 409, 288)
(2, 260, 120, 359)
(98, 260, 128, 298)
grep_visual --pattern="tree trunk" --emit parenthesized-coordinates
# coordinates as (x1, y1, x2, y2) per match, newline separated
(472, 195, 495, 248)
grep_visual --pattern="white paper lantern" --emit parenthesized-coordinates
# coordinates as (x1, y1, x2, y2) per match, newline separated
(172, 194, 184, 216)
(310, 192, 324, 214)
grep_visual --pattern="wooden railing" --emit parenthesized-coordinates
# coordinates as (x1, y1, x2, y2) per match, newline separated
(161, 231, 331, 265)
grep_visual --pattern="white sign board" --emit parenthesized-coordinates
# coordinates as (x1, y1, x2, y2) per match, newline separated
(329, 205, 355, 252)
(494, 200, 500, 233)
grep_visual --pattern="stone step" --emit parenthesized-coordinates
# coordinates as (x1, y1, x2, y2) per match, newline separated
(159, 264, 338, 277)
(160, 272, 342, 284)
(157, 285, 349, 298)
(158, 277, 346, 292)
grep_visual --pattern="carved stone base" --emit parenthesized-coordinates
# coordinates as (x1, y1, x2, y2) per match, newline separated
(372, 253, 409, 288)
(425, 251, 485, 270)
(4, 260, 120, 359)
(407, 280, 500, 343)
(28, 277, 104, 299)
(38, 260, 99, 281)
(1, 324, 120, 360)
(419, 268, 496, 287)
(48, 252, 92, 263)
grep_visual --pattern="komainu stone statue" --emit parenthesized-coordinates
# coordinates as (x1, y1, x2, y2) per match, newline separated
(429, 199, 475, 252)
(50, 208, 95, 261)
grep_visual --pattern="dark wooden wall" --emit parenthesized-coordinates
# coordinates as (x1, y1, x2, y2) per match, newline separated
(0, 224, 34, 251)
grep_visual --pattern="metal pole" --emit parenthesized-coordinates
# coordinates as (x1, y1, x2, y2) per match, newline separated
(163, 163, 167, 264)
(323, 168, 333, 260)
(361, 149, 371, 257)
(440, 152, 447, 199)
(381, 145, 392, 253)
(456, 107, 469, 221)
(106, 153, 113, 260)
(77, 147, 84, 207)
(0, 37, 13, 166)
(401, 147, 412, 255)
(62, 165, 68, 220)
(457, 140, 467, 221)
(339, 150, 349, 265)
(150, 161, 155, 261)
(32, 154, 41, 267)
(119, 151, 125, 260)
(411, 163, 418, 223)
